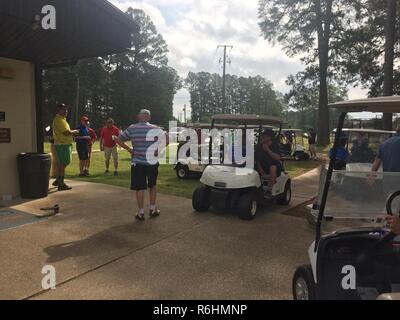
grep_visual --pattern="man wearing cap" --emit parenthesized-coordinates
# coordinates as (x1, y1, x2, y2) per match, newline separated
(100, 118, 121, 176)
(308, 128, 317, 160)
(75, 116, 91, 177)
(117, 109, 165, 221)
(52, 104, 79, 191)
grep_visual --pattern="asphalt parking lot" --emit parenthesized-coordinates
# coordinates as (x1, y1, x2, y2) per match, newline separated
(0, 169, 319, 300)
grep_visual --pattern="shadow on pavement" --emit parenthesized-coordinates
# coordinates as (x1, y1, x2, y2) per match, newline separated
(44, 222, 146, 263)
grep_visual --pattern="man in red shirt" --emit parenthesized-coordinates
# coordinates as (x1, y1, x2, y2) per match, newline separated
(100, 118, 121, 175)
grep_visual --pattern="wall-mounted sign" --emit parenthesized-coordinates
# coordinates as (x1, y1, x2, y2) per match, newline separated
(0, 128, 11, 143)
(0, 67, 15, 79)
(0, 112, 5, 122)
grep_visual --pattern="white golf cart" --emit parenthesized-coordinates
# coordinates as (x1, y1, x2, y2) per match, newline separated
(192, 114, 292, 221)
(278, 129, 310, 161)
(175, 138, 208, 179)
(174, 123, 235, 179)
(293, 97, 400, 300)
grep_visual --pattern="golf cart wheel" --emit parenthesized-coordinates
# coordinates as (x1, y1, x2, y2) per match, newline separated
(302, 152, 310, 160)
(176, 164, 189, 179)
(276, 182, 291, 205)
(292, 265, 316, 300)
(294, 152, 302, 161)
(237, 193, 258, 221)
(192, 187, 211, 212)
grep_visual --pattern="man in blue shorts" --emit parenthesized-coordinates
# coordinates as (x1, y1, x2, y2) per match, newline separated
(117, 109, 165, 221)
(75, 116, 91, 177)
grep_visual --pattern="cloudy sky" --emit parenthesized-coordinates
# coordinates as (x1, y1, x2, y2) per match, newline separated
(110, 0, 366, 119)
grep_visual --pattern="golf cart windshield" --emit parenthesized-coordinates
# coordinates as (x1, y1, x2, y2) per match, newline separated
(334, 129, 394, 165)
(316, 164, 400, 233)
(209, 114, 284, 167)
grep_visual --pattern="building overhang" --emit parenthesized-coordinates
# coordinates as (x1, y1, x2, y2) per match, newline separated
(0, 0, 137, 67)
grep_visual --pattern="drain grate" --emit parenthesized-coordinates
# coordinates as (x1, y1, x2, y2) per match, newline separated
(0, 209, 44, 232)
(0, 210, 13, 217)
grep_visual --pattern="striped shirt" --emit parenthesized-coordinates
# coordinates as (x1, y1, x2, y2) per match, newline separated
(120, 122, 164, 165)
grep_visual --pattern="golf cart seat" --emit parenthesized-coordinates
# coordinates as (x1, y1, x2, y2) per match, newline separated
(349, 146, 376, 163)
(333, 159, 347, 170)
(279, 143, 292, 156)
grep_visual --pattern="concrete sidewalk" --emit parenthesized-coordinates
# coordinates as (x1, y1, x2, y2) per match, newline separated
(0, 167, 320, 300)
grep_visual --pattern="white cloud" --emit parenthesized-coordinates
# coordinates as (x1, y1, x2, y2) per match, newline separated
(348, 86, 368, 100)
(177, 57, 197, 69)
(111, 1, 167, 28)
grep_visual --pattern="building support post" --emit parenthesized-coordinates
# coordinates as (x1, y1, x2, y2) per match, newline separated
(35, 63, 44, 153)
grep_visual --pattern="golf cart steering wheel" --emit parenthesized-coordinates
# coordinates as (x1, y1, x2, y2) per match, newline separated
(383, 190, 400, 239)
(356, 191, 400, 276)
(386, 190, 400, 217)
(370, 191, 400, 249)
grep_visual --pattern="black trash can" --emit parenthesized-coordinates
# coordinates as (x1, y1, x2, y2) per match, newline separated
(17, 153, 51, 199)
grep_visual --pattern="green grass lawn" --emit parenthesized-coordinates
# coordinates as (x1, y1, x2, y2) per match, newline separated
(62, 148, 320, 199)
(283, 159, 321, 177)
(44, 141, 101, 153)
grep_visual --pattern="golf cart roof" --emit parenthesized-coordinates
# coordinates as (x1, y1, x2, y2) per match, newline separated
(212, 114, 283, 126)
(329, 96, 400, 113)
(185, 123, 254, 129)
(333, 128, 395, 134)
(280, 128, 304, 132)
(185, 123, 214, 129)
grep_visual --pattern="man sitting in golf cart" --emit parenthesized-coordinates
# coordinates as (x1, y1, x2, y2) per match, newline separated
(350, 132, 375, 163)
(256, 129, 282, 191)
(329, 133, 349, 170)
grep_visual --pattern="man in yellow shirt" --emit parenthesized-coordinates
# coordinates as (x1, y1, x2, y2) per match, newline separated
(52, 104, 79, 191)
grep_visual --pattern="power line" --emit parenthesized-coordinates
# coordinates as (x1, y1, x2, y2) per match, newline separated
(217, 45, 233, 114)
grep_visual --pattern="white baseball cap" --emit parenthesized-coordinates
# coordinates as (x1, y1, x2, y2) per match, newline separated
(139, 109, 151, 116)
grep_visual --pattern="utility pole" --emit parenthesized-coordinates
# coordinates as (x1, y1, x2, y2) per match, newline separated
(217, 45, 233, 114)
(382, 0, 397, 130)
(105, 55, 112, 119)
(183, 104, 187, 123)
(75, 61, 80, 127)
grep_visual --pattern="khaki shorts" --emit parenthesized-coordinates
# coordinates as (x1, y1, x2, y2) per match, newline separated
(104, 146, 118, 161)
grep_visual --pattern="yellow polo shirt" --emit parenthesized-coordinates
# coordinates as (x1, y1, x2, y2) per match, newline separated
(53, 114, 73, 145)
